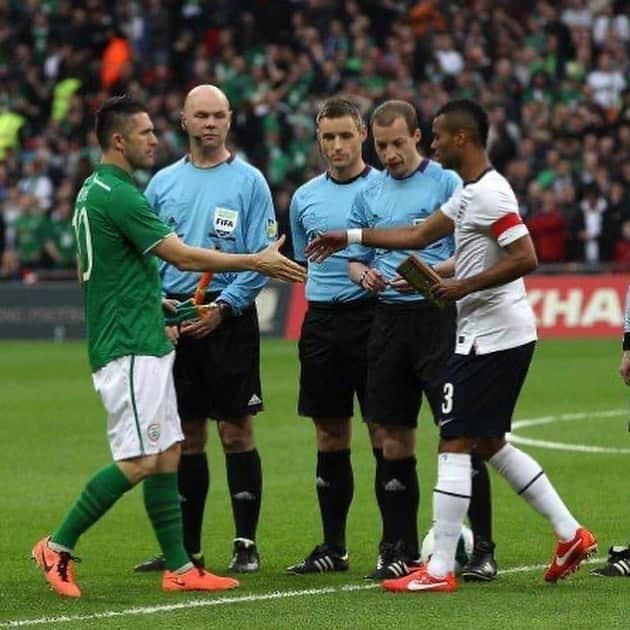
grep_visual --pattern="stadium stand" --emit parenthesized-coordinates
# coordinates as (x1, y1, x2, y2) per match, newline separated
(0, 0, 628, 280)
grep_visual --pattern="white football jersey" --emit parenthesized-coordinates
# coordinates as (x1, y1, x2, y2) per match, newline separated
(440, 168, 537, 355)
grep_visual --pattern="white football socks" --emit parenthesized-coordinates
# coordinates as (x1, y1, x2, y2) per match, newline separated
(428, 452, 472, 578)
(489, 443, 579, 541)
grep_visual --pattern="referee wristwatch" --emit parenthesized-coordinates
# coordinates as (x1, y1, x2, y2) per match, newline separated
(623, 332, 630, 351)
(213, 300, 233, 319)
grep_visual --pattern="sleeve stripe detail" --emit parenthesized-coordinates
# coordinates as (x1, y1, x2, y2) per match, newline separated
(94, 176, 112, 191)
(491, 212, 522, 239)
(142, 232, 174, 255)
(498, 224, 529, 246)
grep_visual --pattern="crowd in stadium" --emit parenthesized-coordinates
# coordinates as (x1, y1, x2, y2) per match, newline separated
(0, 0, 628, 279)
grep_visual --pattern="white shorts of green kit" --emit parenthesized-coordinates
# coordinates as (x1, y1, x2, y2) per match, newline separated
(92, 351, 184, 461)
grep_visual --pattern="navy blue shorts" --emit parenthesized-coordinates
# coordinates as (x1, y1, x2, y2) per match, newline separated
(439, 341, 536, 439)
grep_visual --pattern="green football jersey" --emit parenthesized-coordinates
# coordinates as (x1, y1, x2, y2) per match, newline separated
(45, 216, 76, 268)
(15, 212, 46, 264)
(73, 163, 174, 372)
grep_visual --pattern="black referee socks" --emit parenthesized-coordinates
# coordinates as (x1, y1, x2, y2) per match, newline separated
(226, 449, 263, 542)
(469, 452, 493, 545)
(372, 448, 388, 544)
(316, 449, 354, 553)
(382, 456, 419, 558)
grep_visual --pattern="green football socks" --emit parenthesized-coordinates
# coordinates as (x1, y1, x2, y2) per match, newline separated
(51, 463, 133, 550)
(143, 473, 191, 572)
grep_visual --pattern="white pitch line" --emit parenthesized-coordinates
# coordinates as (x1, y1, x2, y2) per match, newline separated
(509, 408, 630, 454)
(0, 558, 602, 628)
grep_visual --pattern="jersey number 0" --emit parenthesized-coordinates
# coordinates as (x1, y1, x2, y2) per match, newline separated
(73, 206, 93, 282)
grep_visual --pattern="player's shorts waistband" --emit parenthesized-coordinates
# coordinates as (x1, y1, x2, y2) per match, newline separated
(307, 297, 376, 312)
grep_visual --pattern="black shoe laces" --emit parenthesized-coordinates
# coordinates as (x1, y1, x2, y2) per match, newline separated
(57, 552, 80, 583)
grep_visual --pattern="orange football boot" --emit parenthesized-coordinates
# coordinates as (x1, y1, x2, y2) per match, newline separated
(544, 527, 597, 582)
(31, 536, 81, 598)
(162, 567, 240, 592)
(383, 565, 457, 593)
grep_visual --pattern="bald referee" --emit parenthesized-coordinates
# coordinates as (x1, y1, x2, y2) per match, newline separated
(134, 85, 274, 574)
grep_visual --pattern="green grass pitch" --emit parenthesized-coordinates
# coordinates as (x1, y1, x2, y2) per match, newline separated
(1, 338, 629, 628)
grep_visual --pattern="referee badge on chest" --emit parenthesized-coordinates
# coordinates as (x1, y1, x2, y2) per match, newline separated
(266, 218, 278, 239)
(214, 207, 239, 236)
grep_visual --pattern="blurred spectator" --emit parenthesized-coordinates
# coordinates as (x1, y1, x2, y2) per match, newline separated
(434, 33, 464, 76)
(614, 221, 630, 266)
(18, 158, 53, 212)
(101, 32, 132, 89)
(487, 103, 519, 173)
(592, 3, 630, 47)
(568, 183, 610, 262)
(0, 107, 26, 160)
(43, 200, 76, 270)
(13, 194, 47, 270)
(527, 189, 568, 262)
(586, 51, 627, 112)
(409, 0, 446, 38)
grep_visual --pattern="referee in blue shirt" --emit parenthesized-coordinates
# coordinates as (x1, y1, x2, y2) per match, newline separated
(346, 100, 496, 580)
(134, 85, 273, 573)
(287, 98, 381, 574)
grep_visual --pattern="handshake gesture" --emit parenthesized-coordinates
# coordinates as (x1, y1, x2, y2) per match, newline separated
(306, 230, 470, 304)
(305, 231, 349, 263)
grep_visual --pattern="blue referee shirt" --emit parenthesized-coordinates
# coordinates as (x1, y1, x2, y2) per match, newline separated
(145, 155, 277, 315)
(290, 166, 380, 302)
(347, 158, 460, 303)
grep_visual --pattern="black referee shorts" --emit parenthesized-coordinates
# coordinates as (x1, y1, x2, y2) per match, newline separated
(171, 296, 263, 422)
(439, 341, 536, 439)
(365, 300, 456, 428)
(298, 298, 375, 420)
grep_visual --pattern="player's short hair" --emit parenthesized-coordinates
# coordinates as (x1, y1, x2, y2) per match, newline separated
(435, 99, 490, 147)
(370, 100, 419, 134)
(95, 95, 148, 150)
(316, 97, 364, 130)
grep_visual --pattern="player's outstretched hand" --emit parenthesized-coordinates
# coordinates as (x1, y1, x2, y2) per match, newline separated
(305, 231, 348, 263)
(256, 235, 306, 282)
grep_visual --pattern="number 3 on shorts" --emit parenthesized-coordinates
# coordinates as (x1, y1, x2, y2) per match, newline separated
(441, 382, 454, 415)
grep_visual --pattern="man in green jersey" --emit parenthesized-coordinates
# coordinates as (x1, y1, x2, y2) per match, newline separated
(14, 195, 47, 268)
(31, 95, 304, 599)
(44, 202, 75, 269)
